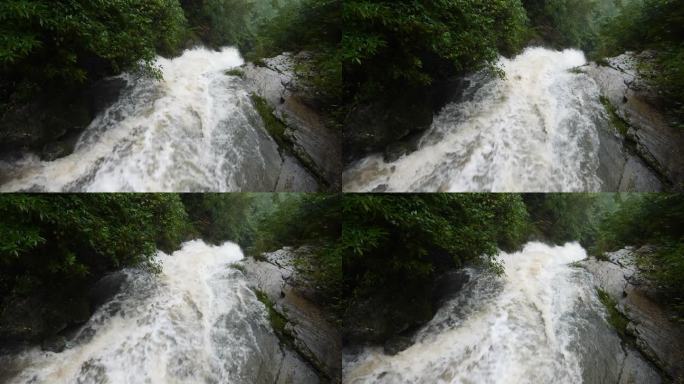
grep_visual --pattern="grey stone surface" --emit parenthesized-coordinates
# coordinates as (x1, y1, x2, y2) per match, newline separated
(583, 247, 684, 381)
(242, 53, 341, 190)
(243, 247, 342, 383)
(583, 52, 684, 190)
(275, 154, 319, 192)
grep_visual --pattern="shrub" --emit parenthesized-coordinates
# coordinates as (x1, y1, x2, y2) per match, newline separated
(0, 194, 188, 302)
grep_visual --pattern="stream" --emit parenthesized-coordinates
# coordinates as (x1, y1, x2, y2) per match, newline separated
(343, 242, 661, 384)
(0, 48, 282, 192)
(0, 241, 294, 383)
(343, 48, 610, 192)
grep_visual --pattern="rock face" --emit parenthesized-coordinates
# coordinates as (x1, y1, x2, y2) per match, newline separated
(582, 52, 684, 190)
(0, 78, 126, 160)
(242, 53, 341, 191)
(243, 247, 342, 383)
(342, 77, 472, 164)
(582, 246, 684, 382)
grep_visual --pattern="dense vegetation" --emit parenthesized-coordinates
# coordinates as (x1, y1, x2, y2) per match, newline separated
(342, 1, 528, 102)
(246, 0, 342, 117)
(0, 193, 262, 342)
(249, 194, 342, 309)
(598, 0, 684, 127)
(0, 0, 186, 103)
(0, 0, 299, 109)
(594, 194, 684, 316)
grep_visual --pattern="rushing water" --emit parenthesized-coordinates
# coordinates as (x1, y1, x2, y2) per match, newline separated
(0, 48, 282, 192)
(0, 241, 287, 383)
(343, 242, 659, 384)
(344, 48, 608, 192)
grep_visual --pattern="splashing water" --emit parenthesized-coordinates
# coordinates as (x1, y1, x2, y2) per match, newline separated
(0, 48, 282, 192)
(343, 242, 658, 384)
(344, 48, 607, 192)
(0, 241, 286, 383)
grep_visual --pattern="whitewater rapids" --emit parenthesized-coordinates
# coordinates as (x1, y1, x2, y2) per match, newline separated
(343, 48, 608, 192)
(0, 48, 282, 192)
(0, 241, 287, 383)
(343, 242, 660, 384)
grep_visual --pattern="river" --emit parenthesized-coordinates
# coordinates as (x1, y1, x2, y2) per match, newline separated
(343, 48, 609, 192)
(0, 48, 282, 192)
(343, 242, 661, 384)
(0, 241, 295, 383)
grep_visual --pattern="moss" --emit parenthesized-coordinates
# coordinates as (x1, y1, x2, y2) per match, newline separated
(568, 67, 584, 74)
(600, 95, 629, 136)
(250, 94, 287, 148)
(225, 68, 244, 78)
(596, 288, 630, 338)
(596, 58, 610, 67)
(254, 289, 294, 346)
(229, 263, 245, 273)
(253, 58, 267, 68)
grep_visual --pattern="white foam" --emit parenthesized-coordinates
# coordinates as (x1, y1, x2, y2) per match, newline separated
(343, 242, 593, 384)
(343, 47, 605, 192)
(2, 240, 272, 383)
(0, 47, 280, 192)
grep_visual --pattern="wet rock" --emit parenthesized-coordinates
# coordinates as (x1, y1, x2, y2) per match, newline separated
(41, 335, 67, 353)
(89, 272, 127, 310)
(432, 270, 471, 306)
(275, 350, 321, 384)
(583, 52, 684, 190)
(242, 53, 341, 190)
(275, 154, 319, 192)
(383, 131, 423, 163)
(383, 336, 413, 356)
(0, 294, 90, 343)
(0, 77, 126, 159)
(619, 157, 664, 192)
(619, 349, 662, 384)
(243, 247, 341, 383)
(343, 92, 434, 163)
(583, 246, 684, 381)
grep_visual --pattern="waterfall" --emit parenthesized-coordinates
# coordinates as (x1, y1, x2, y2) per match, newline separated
(343, 242, 660, 384)
(0, 48, 282, 192)
(0, 241, 288, 383)
(343, 48, 608, 192)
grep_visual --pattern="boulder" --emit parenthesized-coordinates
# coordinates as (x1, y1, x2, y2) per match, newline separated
(383, 336, 413, 356)
(582, 52, 684, 190)
(41, 335, 67, 353)
(583, 246, 684, 381)
(0, 77, 127, 160)
(88, 271, 128, 310)
(242, 53, 341, 190)
(275, 154, 320, 192)
(243, 247, 341, 383)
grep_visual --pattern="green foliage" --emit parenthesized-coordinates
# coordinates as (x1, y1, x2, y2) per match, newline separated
(596, 287, 631, 338)
(252, 194, 341, 308)
(342, 194, 529, 305)
(248, 0, 341, 105)
(598, 0, 684, 126)
(522, 0, 618, 52)
(0, 194, 188, 302)
(250, 94, 287, 148)
(181, 193, 254, 246)
(254, 288, 294, 344)
(343, 0, 528, 102)
(595, 194, 684, 317)
(180, 0, 287, 49)
(600, 95, 629, 135)
(0, 0, 187, 97)
(524, 194, 616, 247)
